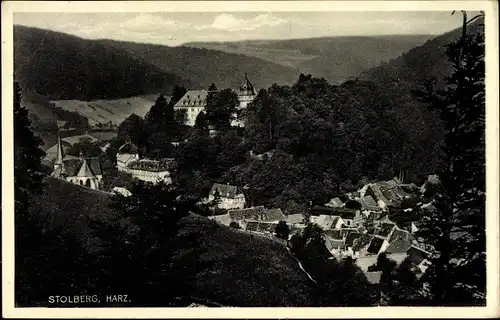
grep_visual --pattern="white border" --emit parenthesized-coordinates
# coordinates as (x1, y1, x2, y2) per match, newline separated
(2, 1, 499, 318)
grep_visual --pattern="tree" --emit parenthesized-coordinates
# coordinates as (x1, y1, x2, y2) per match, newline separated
(415, 11, 485, 305)
(205, 88, 239, 132)
(275, 221, 290, 240)
(66, 138, 103, 158)
(15, 83, 90, 306)
(367, 252, 397, 285)
(117, 113, 146, 149)
(169, 85, 187, 107)
(91, 180, 195, 305)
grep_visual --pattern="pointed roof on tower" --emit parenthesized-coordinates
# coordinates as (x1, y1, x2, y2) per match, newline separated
(76, 158, 95, 177)
(55, 132, 64, 165)
(239, 73, 255, 96)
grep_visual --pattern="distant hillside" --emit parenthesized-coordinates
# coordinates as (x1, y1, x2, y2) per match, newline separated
(99, 39, 300, 90)
(184, 35, 432, 84)
(14, 26, 191, 101)
(30, 178, 317, 306)
(359, 19, 484, 88)
(49, 93, 166, 126)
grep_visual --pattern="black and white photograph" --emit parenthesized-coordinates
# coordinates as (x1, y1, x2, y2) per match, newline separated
(2, 1, 499, 317)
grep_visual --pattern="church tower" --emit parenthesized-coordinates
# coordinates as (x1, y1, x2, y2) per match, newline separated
(52, 132, 66, 177)
(237, 73, 256, 109)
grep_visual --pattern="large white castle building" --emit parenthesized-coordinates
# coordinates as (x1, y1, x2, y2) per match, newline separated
(174, 73, 257, 127)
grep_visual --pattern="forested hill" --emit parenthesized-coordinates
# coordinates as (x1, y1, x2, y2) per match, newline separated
(98, 39, 300, 89)
(359, 18, 484, 88)
(183, 35, 432, 84)
(14, 25, 191, 101)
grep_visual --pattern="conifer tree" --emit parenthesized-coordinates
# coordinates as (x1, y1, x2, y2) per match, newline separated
(415, 11, 485, 305)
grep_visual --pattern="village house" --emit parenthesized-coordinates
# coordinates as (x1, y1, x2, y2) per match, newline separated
(229, 206, 285, 228)
(51, 133, 103, 190)
(314, 215, 345, 230)
(284, 213, 307, 226)
(112, 186, 132, 197)
(207, 183, 246, 210)
(355, 253, 408, 272)
(349, 234, 374, 258)
(325, 197, 344, 208)
(324, 236, 347, 257)
(358, 177, 412, 211)
(332, 208, 364, 228)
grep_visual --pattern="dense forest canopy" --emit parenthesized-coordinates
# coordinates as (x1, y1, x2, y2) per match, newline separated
(171, 74, 446, 209)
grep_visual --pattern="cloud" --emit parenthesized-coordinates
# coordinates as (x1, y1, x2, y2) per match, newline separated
(120, 13, 191, 34)
(197, 13, 287, 31)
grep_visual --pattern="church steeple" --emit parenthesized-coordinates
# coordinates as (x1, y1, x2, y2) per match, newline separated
(52, 131, 67, 178)
(55, 132, 64, 166)
(239, 73, 255, 96)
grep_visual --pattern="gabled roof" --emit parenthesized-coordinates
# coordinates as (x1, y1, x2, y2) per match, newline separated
(126, 158, 175, 172)
(265, 208, 285, 222)
(117, 153, 136, 164)
(174, 90, 208, 108)
(325, 197, 344, 208)
(329, 208, 359, 219)
(367, 183, 392, 207)
(209, 214, 232, 226)
(57, 156, 102, 177)
(118, 141, 139, 154)
(228, 206, 266, 221)
(324, 229, 342, 240)
(87, 157, 102, 175)
(352, 234, 373, 252)
(76, 158, 95, 177)
(209, 183, 240, 199)
(367, 237, 386, 255)
(359, 195, 380, 211)
(385, 239, 412, 254)
(324, 236, 346, 251)
(374, 223, 395, 238)
(284, 214, 305, 224)
(407, 245, 430, 266)
(316, 215, 338, 230)
(345, 232, 363, 247)
(389, 228, 415, 243)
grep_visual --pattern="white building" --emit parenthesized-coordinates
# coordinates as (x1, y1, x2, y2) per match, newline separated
(116, 142, 175, 184)
(174, 74, 257, 127)
(174, 90, 208, 127)
(207, 183, 246, 210)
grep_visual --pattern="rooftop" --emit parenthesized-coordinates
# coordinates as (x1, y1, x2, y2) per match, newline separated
(174, 90, 208, 108)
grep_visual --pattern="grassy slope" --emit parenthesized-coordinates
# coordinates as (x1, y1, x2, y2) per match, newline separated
(99, 39, 300, 90)
(175, 214, 317, 306)
(49, 93, 164, 126)
(184, 35, 432, 84)
(28, 178, 317, 306)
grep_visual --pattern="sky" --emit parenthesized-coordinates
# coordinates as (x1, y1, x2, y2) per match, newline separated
(14, 11, 469, 46)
